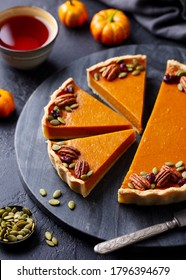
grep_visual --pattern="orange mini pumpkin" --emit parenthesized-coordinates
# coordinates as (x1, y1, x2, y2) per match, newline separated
(58, 0, 88, 28)
(90, 9, 130, 45)
(0, 89, 15, 118)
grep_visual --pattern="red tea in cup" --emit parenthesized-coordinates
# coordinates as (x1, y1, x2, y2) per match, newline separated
(0, 15, 50, 51)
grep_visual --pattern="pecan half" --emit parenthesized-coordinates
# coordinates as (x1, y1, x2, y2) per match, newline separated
(102, 63, 120, 81)
(57, 146, 80, 159)
(129, 173, 151, 191)
(180, 76, 186, 92)
(75, 160, 89, 179)
(154, 165, 171, 187)
(54, 94, 76, 107)
(169, 166, 182, 183)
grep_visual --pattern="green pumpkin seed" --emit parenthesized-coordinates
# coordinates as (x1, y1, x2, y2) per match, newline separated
(62, 162, 69, 168)
(53, 105, 60, 111)
(48, 199, 60, 206)
(52, 144, 61, 151)
(50, 119, 60, 126)
(152, 167, 158, 175)
(56, 141, 66, 146)
(46, 240, 55, 247)
(182, 171, 186, 178)
(178, 83, 183, 92)
(175, 70, 186, 77)
(57, 117, 66, 124)
(128, 182, 134, 189)
(118, 72, 127, 78)
(80, 174, 88, 180)
(65, 106, 72, 112)
(39, 188, 47, 197)
(70, 103, 78, 109)
(17, 235, 24, 240)
(68, 200, 76, 210)
(47, 115, 54, 121)
(165, 161, 175, 167)
(45, 231, 52, 241)
(136, 65, 145, 71)
(175, 160, 183, 168)
(52, 236, 58, 245)
(140, 171, 147, 177)
(99, 67, 107, 72)
(0, 209, 5, 217)
(177, 166, 185, 171)
(150, 183, 156, 189)
(69, 163, 75, 169)
(87, 170, 93, 177)
(93, 72, 99, 81)
(126, 64, 134, 69)
(53, 190, 62, 199)
(133, 58, 139, 66)
(132, 70, 140, 76)
(7, 235, 17, 242)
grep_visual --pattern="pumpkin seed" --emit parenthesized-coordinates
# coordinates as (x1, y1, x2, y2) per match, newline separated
(68, 200, 76, 210)
(99, 67, 107, 72)
(152, 167, 158, 175)
(40, 188, 47, 197)
(165, 161, 175, 167)
(52, 144, 61, 151)
(93, 72, 99, 80)
(52, 236, 58, 245)
(7, 235, 17, 242)
(175, 70, 186, 77)
(46, 240, 55, 247)
(80, 174, 88, 180)
(118, 72, 127, 78)
(62, 162, 69, 168)
(57, 117, 66, 124)
(177, 166, 185, 172)
(65, 106, 72, 112)
(140, 171, 147, 177)
(132, 70, 140, 76)
(53, 105, 60, 111)
(70, 103, 78, 109)
(56, 141, 66, 146)
(133, 58, 139, 66)
(175, 160, 183, 168)
(126, 64, 134, 68)
(150, 183, 156, 189)
(87, 170, 93, 177)
(182, 171, 186, 178)
(0, 209, 5, 217)
(50, 119, 60, 126)
(136, 65, 145, 71)
(69, 163, 75, 169)
(178, 83, 183, 92)
(128, 182, 134, 189)
(53, 190, 62, 199)
(47, 115, 54, 121)
(45, 231, 52, 240)
(48, 199, 60, 206)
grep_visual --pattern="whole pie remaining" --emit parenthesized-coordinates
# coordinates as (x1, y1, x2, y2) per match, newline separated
(42, 77, 132, 139)
(87, 54, 146, 134)
(118, 59, 186, 205)
(47, 129, 136, 197)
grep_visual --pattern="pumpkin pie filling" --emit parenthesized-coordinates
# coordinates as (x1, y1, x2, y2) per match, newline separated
(118, 59, 186, 205)
(47, 129, 136, 197)
(42, 77, 132, 139)
(87, 55, 146, 133)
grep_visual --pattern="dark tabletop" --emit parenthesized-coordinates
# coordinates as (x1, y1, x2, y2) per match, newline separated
(1, 0, 186, 260)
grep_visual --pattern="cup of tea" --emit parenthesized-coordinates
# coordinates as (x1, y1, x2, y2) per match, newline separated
(0, 6, 58, 70)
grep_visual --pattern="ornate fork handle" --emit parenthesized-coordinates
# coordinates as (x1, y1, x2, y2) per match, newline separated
(94, 218, 179, 254)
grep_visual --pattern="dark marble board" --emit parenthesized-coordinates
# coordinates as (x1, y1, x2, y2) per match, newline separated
(15, 45, 186, 246)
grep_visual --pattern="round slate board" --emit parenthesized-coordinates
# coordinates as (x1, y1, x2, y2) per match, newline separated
(15, 45, 186, 246)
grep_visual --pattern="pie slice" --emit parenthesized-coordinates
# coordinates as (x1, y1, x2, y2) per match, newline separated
(87, 54, 146, 134)
(47, 129, 136, 197)
(118, 59, 186, 205)
(42, 77, 132, 139)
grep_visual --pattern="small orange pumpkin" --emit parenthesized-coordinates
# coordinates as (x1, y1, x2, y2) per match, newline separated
(58, 0, 88, 28)
(0, 89, 15, 118)
(90, 9, 130, 46)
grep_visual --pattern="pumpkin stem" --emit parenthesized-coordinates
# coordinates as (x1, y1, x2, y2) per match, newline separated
(109, 10, 118, 22)
(69, 0, 73, 5)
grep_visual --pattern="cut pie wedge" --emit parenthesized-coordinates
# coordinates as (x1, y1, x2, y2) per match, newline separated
(47, 129, 136, 197)
(42, 77, 132, 139)
(118, 59, 186, 205)
(87, 54, 146, 133)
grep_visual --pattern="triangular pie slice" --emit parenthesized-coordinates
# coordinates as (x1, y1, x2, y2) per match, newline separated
(47, 129, 136, 197)
(118, 59, 186, 205)
(87, 54, 146, 134)
(42, 77, 132, 139)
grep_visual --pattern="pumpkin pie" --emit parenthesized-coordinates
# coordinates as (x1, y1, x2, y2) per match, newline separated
(42, 77, 132, 139)
(47, 129, 136, 197)
(118, 59, 186, 205)
(87, 54, 146, 133)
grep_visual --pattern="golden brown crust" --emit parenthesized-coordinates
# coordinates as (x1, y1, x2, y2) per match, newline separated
(118, 185, 186, 206)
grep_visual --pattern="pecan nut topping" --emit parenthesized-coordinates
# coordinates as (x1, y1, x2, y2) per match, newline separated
(129, 173, 151, 191)
(75, 160, 90, 179)
(54, 94, 76, 107)
(169, 166, 182, 183)
(154, 165, 171, 187)
(57, 146, 80, 159)
(180, 76, 186, 92)
(102, 64, 120, 81)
